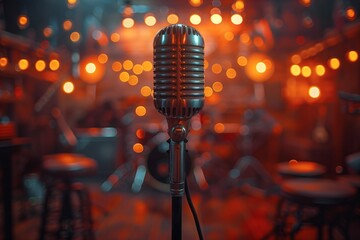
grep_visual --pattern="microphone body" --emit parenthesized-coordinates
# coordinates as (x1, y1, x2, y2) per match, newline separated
(153, 24, 205, 131)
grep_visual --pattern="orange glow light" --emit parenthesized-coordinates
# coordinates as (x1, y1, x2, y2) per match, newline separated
(226, 68, 237, 79)
(233, 0, 245, 12)
(0, 57, 8, 67)
(18, 59, 29, 70)
(328, 58, 340, 70)
(142, 61, 153, 71)
(112, 61, 122, 72)
(256, 62, 266, 73)
(79, 56, 105, 84)
(347, 50, 358, 62)
(237, 56, 248, 66)
(133, 64, 143, 75)
(301, 66, 311, 77)
(119, 71, 130, 82)
(204, 86, 213, 97)
(35, 60, 46, 72)
(315, 64, 326, 76)
(135, 106, 146, 116)
(290, 64, 301, 76)
(245, 53, 274, 82)
(144, 15, 157, 26)
(18, 15, 29, 28)
(98, 53, 108, 64)
(291, 54, 302, 64)
(49, 59, 60, 71)
(190, 14, 201, 25)
(70, 31, 81, 42)
(211, 63, 222, 74)
(133, 143, 144, 153)
(110, 32, 120, 42)
(346, 7, 356, 20)
(212, 81, 223, 92)
(123, 60, 133, 70)
(214, 123, 225, 133)
(140, 86, 152, 97)
(189, 0, 203, 7)
(224, 32, 234, 41)
(308, 86, 320, 99)
(240, 33, 250, 44)
(167, 14, 179, 24)
(63, 20, 72, 31)
(63, 81, 74, 94)
(128, 75, 138, 86)
(136, 129, 145, 139)
(123, 18, 135, 28)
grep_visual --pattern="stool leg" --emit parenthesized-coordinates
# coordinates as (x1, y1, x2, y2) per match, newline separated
(75, 186, 95, 240)
(39, 185, 53, 240)
(58, 183, 74, 239)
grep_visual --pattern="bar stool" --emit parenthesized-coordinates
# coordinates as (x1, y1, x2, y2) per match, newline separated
(39, 153, 97, 240)
(281, 178, 357, 239)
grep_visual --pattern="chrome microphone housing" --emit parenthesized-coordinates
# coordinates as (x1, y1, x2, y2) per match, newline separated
(153, 24, 205, 120)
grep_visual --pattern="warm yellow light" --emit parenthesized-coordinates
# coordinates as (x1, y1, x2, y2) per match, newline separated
(0, 57, 8, 67)
(328, 58, 340, 70)
(315, 64, 326, 76)
(226, 68, 237, 79)
(224, 32, 234, 41)
(63, 20, 72, 31)
(35, 60, 46, 72)
(231, 14, 243, 25)
(112, 61, 122, 72)
(232, 0, 245, 11)
(135, 106, 146, 117)
(132, 64, 143, 75)
(214, 123, 225, 133)
(123, 60, 133, 70)
(308, 86, 320, 99)
(18, 59, 29, 70)
(189, 0, 203, 7)
(142, 61, 153, 71)
(346, 7, 356, 20)
(237, 56, 248, 66)
(211, 14, 222, 24)
(133, 143, 144, 153)
(300, 0, 311, 7)
(85, 62, 96, 74)
(63, 81, 74, 94)
(256, 62, 266, 73)
(98, 53, 108, 64)
(290, 64, 301, 76)
(70, 32, 81, 42)
(167, 14, 179, 24)
(301, 66, 311, 77)
(204, 86, 213, 97)
(128, 75, 138, 86)
(347, 50, 358, 62)
(291, 54, 302, 64)
(110, 32, 120, 42)
(211, 63, 222, 74)
(49, 59, 60, 71)
(212, 81, 223, 92)
(144, 15, 157, 26)
(190, 14, 201, 25)
(67, 0, 77, 5)
(119, 71, 130, 82)
(140, 86, 152, 97)
(18, 15, 29, 28)
(123, 18, 135, 28)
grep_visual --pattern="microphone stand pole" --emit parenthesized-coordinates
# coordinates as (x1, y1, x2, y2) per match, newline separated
(168, 121, 188, 240)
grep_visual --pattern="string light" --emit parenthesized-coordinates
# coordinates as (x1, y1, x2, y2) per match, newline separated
(226, 68, 237, 79)
(133, 143, 144, 153)
(231, 14, 243, 25)
(237, 56, 248, 66)
(135, 106, 146, 116)
(18, 14, 29, 29)
(315, 64, 325, 76)
(63, 81, 74, 94)
(49, 59, 60, 71)
(301, 66, 311, 77)
(290, 64, 301, 76)
(144, 14, 157, 26)
(347, 50, 358, 62)
(35, 60, 46, 72)
(119, 71, 130, 82)
(98, 53, 108, 64)
(0, 57, 8, 67)
(18, 59, 29, 70)
(167, 14, 179, 24)
(211, 63, 222, 74)
(110, 32, 120, 42)
(63, 20, 72, 31)
(190, 14, 201, 25)
(122, 18, 135, 28)
(140, 86, 152, 97)
(70, 32, 81, 42)
(308, 86, 320, 99)
(123, 60, 133, 70)
(328, 57, 340, 70)
(112, 61, 122, 72)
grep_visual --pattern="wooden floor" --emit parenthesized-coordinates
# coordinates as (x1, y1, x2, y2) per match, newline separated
(7, 175, 360, 240)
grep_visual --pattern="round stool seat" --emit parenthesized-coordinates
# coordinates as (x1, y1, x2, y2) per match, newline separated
(281, 178, 356, 205)
(277, 161, 326, 178)
(43, 153, 97, 178)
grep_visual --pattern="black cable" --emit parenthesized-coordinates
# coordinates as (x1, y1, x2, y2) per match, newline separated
(185, 179, 204, 240)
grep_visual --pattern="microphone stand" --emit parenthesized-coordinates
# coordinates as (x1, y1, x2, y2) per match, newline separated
(168, 120, 189, 240)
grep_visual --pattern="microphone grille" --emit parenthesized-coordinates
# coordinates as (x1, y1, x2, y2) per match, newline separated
(153, 24, 205, 119)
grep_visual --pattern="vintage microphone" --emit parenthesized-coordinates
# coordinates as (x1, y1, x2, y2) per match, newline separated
(153, 24, 205, 240)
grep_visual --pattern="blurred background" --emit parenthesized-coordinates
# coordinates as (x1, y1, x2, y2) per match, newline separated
(0, 0, 360, 239)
